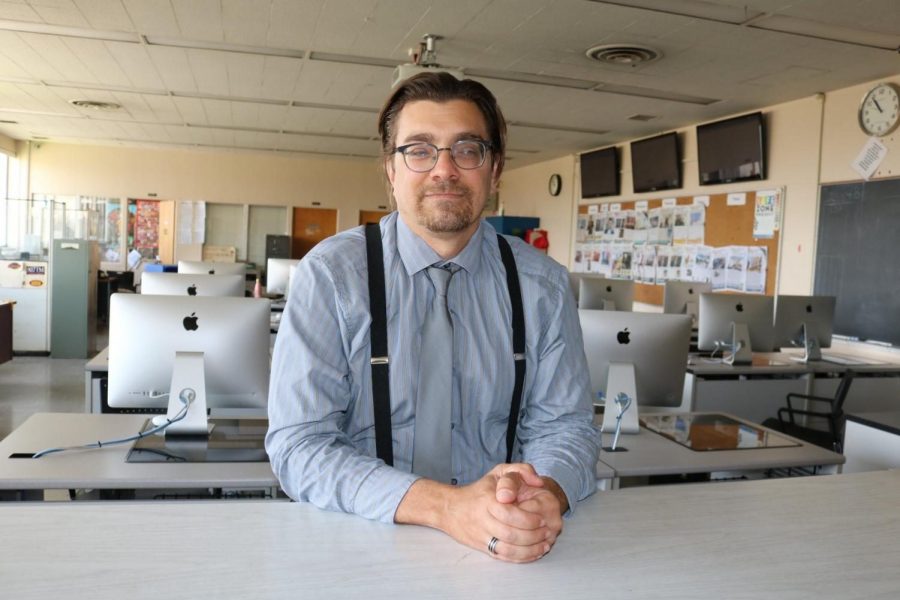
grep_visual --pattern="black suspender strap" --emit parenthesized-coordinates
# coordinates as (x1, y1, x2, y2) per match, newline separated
(496, 234, 526, 464)
(364, 223, 393, 466)
(364, 223, 526, 468)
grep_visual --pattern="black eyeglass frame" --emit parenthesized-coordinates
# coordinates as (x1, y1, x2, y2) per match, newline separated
(393, 140, 494, 172)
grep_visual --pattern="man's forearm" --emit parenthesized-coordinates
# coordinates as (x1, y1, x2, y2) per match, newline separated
(394, 478, 452, 529)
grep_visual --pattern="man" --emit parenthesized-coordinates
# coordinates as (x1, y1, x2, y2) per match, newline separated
(267, 72, 599, 564)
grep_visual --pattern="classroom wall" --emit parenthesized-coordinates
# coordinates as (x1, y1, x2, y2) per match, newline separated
(497, 154, 576, 266)
(0, 133, 15, 156)
(27, 143, 389, 233)
(501, 73, 900, 297)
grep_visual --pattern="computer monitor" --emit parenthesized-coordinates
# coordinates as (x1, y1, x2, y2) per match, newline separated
(141, 273, 245, 297)
(579, 310, 691, 435)
(108, 294, 270, 436)
(663, 281, 713, 327)
(579, 277, 634, 311)
(266, 258, 300, 296)
(697, 293, 775, 364)
(773, 295, 836, 362)
(178, 260, 246, 277)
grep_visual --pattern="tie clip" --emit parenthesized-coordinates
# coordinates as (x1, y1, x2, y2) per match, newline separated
(370, 356, 390, 365)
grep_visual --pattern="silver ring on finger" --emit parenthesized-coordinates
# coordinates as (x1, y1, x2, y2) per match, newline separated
(488, 536, 499, 555)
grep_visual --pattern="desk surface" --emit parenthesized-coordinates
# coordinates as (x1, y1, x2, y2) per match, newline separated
(596, 412, 844, 478)
(85, 346, 108, 372)
(688, 351, 900, 376)
(0, 413, 277, 490)
(1, 470, 898, 599)
(847, 411, 900, 435)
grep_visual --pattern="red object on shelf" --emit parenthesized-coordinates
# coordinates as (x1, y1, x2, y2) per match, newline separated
(525, 229, 549, 253)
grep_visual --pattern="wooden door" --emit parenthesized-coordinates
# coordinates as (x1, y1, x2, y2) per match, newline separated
(359, 210, 391, 225)
(157, 200, 175, 264)
(292, 207, 338, 258)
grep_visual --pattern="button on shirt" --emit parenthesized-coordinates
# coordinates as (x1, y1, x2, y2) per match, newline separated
(266, 212, 600, 523)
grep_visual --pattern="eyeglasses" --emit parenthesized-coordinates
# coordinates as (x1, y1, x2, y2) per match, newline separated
(393, 140, 492, 172)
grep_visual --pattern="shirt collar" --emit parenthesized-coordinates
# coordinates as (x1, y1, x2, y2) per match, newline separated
(396, 214, 486, 276)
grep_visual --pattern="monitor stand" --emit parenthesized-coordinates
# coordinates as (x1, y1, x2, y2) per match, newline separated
(685, 300, 699, 328)
(788, 323, 822, 363)
(153, 351, 210, 436)
(724, 322, 753, 366)
(600, 362, 640, 435)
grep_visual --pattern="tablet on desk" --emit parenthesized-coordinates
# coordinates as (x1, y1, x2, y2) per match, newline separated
(641, 414, 800, 451)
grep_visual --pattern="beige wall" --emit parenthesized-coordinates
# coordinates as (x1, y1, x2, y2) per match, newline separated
(0, 133, 15, 156)
(503, 73, 900, 297)
(497, 155, 576, 266)
(28, 143, 389, 233)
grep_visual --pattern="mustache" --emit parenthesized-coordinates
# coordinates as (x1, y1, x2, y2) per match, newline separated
(421, 182, 471, 196)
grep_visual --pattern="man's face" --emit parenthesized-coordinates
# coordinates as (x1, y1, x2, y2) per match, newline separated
(386, 99, 500, 238)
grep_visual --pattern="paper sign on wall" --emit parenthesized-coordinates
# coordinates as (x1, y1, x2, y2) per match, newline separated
(727, 193, 747, 206)
(852, 137, 887, 180)
(635, 200, 649, 210)
(588, 204, 599, 214)
(693, 195, 710, 207)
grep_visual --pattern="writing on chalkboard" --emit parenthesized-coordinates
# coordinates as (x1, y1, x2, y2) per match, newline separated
(815, 178, 900, 347)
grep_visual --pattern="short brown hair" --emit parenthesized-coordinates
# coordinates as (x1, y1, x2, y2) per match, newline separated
(377, 72, 507, 176)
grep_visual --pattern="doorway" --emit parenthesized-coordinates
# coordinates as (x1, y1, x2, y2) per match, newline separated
(291, 207, 338, 258)
(359, 210, 391, 225)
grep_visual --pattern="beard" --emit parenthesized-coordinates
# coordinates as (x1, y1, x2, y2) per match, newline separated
(414, 181, 481, 234)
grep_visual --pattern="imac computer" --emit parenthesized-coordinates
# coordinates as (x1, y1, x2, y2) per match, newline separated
(579, 310, 691, 436)
(579, 277, 634, 311)
(773, 295, 836, 362)
(108, 294, 270, 445)
(266, 258, 300, 296)
(697, 293, 775, 365)
(141, 273, 244, 297)
(663, 281, 712, 328)
(178, 260, 246, 277)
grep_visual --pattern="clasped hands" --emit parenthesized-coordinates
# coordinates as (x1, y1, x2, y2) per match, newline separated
(397, 463, 565, 564)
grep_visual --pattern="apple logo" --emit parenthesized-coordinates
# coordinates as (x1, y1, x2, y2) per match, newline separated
(186, 284, 197, 296)
(806, 304, 813, 313)
(183, 312, 199, 331)
(735, 303, 744, 312)
(688, 288, 694, 295)
(208, 269, 215, 275)
(616, 328, 631, 344)
(606, 285, 613, 292)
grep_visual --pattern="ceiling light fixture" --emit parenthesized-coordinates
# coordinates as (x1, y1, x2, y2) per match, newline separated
(69, 100, 122, 111)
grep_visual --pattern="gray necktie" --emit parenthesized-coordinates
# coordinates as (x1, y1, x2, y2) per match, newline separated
(413, 265, 454, 482)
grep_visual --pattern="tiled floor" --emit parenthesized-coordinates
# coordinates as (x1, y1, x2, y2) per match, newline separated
(0, 355, 87, 441)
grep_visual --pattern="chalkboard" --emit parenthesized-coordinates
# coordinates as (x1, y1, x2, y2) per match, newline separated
(815, 178, 900, 347)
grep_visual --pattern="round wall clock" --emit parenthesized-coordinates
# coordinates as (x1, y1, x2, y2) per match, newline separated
(548, 173, 562, 196)
(858, 82, 900, 137)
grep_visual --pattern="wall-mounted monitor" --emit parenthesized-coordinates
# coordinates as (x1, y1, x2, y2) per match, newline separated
(697, 112, 766, 185)
(630, 132, 681, 194)
(579, 147, 619, 198)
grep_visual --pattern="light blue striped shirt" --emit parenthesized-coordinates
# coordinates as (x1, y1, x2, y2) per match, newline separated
(266, 212, 600, 523)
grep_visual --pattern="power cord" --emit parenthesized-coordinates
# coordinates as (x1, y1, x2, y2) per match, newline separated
(31, 389, 195, 459)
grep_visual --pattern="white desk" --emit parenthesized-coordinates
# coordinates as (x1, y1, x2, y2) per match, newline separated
(843, 411, 900, 473)
(1, 471, 898, 599)
(0, 413, 278, 499)
(685, 352, 900, 423)
(596, 412, 844, 487)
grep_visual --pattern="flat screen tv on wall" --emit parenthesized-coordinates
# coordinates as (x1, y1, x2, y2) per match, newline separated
(630, 132, 681, 194)
(579, 147, 619, 198)
(697, 112, 766, 185)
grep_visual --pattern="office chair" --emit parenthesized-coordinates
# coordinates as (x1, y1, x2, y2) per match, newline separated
(763, 370, 854, 453)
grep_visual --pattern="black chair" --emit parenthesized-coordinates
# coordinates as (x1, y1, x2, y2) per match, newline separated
(763, 370, 855, 453)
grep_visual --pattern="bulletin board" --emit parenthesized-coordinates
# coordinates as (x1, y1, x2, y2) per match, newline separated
(576, 191, 780, 306)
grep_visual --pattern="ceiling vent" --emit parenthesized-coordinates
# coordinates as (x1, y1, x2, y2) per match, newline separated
(627, 114, 658, 121)
(69, 99, 122, 111)
(0, 119, 17, 124)
(585, 44, 661, 67)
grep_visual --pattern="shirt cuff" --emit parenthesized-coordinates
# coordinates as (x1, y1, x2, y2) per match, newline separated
(351, 465, 421, 524)
(531, 461, 588, 518)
